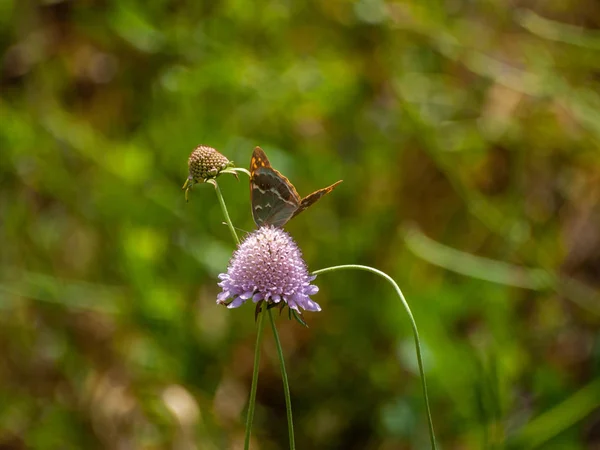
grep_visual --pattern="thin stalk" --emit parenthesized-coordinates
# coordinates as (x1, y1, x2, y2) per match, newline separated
(233, 167, 252, 177)
(268, 309, 295, 450)
(244, 308, 267, 450)
(312, 264, 437, 450)
(211, 171, 296, 448)
(211, 180, 240, 245)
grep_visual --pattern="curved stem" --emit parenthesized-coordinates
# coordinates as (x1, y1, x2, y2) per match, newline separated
(312, 264, 437, 450)
(212, 180, 240, 245)
(244, 308, 266, 450)
(268, 309, 296, 450)
(233, 167, 252, 177)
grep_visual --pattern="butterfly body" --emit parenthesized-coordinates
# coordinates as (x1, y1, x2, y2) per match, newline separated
(250, 147, 342, 228)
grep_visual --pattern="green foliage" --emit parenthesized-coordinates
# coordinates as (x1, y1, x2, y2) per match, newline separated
(1, 1, 599, 448)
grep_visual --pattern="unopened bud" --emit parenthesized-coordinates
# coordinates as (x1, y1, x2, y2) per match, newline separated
(182, 146, 236, 202)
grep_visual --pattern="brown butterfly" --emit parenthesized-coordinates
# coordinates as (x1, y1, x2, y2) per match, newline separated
(250, 147, 342, 228)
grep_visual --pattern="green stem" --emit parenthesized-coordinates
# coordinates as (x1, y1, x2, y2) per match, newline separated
(211, 172, 296, 448)
(233, 167, 252, 177)
(244, 308, 267, 450)
(211, 178, 264, 447)
(312, 264, 437, 450)
(268, 309, 295, 450)
(212, 180, 240, 245)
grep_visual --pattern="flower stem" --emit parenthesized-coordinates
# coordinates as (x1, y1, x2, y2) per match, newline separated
(244, 307, 267, 450)
(211, 172, 296, 448)
(268, 309, 296, 450)
(233, 167, 252, 177)
(212, 180, 240, 245)
(312, 264, 437, 450)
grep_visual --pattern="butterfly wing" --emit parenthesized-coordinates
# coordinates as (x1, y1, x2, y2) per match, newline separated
(250, 147, 301, 228)
(291, 180, 343, 220)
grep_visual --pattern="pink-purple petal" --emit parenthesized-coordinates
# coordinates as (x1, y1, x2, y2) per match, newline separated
(227, 297, 245, 309)
(216, 291, 230, 302)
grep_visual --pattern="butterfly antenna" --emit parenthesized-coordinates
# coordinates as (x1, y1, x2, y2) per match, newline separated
(222, 222, 250, 235)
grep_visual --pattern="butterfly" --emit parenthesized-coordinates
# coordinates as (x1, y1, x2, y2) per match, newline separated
(250, 146, 342, 228)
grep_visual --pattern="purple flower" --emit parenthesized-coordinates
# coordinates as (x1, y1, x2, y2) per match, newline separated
(217, 226, 321, 312)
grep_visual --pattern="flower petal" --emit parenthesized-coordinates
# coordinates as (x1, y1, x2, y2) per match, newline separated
(227, 297, 246, 309)
(306, 285, 319, 295)
(303, 299, 321, 312)
(217, 291, 230, 302)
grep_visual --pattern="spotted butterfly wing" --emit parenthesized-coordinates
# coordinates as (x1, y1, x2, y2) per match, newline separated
(292, 180, 343, 219)
(250, 147, 342, 228)
(250, 147, 301, 228)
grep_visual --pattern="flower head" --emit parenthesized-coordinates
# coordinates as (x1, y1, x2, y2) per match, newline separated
(217, 226, 320, 313)
(182, 145, 236, 201)
(188, 145, 232, 181)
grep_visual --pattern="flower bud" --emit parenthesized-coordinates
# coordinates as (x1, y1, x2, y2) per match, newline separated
(182, 145, 236, 201)
(188, 145, 232, 182)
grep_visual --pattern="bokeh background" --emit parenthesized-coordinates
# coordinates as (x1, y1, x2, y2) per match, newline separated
(2, 1, 600, 449)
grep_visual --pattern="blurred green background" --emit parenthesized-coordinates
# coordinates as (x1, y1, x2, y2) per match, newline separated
(2, 0, 600, 449)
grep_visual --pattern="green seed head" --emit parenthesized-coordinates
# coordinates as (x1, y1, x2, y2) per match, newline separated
(188, 145, 232, 182)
